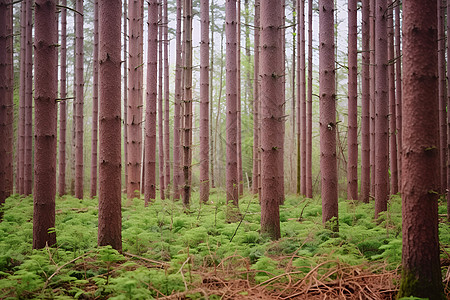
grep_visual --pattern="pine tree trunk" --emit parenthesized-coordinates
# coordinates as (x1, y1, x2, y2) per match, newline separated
(158, 2, 165, 200)
(251, 0, 260, 195)
(237, 0, 243, 197)
(319, 0, 338, 231)
(395, 1, 402, 194)
(75, 0, 84, 199)
(58, 0, 67, 197)
(447, 0, 450, 222)
(260, 0, 283, 240)
(5, 1, 13, 198)
(123, 0, 128, 194)
(398, 1, 444, 297)
(33, 0, 57, 249)
(145, 0, 158, 205)
(18, 2, 26, 194)
(438, 0, 447, 194)
(291, 0, 296, 194)
(90, 0, 99, 198)
(209, 0, 216, 189)
(173, 0, 182, 200)
(305, 0, 312, 198)
(24, 0, 33, 196)
(297, 0, 305, 196)
(369, 0, 375, 197)
(199, 0, 210, 203)
(98, 0, 122, 251)
(163, 0, 170, 196)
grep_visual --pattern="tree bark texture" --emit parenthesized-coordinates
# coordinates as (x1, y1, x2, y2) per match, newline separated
(319, 0, 338, 231)
(306, 0, 313, 198)
(33, 0, 57, 249)
(260, 0, 283, 240)
(75, 0, 84, 199)
(438, 0, 447, 194)
(163, 0, 170, 196)
(237, 0, 243, 197)
(24, 0, 33, 196)
(300, 0, 306, 197)
(395, 0, 402, 193)
(369, 0, 375, 197)
(173, 0, 182, 200)
(347, 0, 358, 200)
(123, 0, 128, 194)
(58, 0, 67, 197)
(251, 0, 260, 195)
(199, 0, 210, 203)
(447, 0, 450, 222)
(18, 2, 26, 194)
(158, 2, 165, 200)
(90, 0, 99, 198)
(98, 0, 122, 251)
(398, 1, 444, 297)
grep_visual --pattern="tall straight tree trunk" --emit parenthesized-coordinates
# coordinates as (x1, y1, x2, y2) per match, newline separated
(33, 0, 57, 249)
(123, 0, 128, 193)
(24, 0, 33, 196)
(6, 0, 13, 197)
(18, 2, 26, 194)
(388, 4, 397, 194)
(291, 0, 296, 193)
(319, 0, 338, 231)
(182, 0, 193, 208)
(369, 0, 375, 197)
(398, 1, 444, 297)
(297, 0, 305, 196)
(447, 0, 450, 222)
(237, 0, 243, 197)
(225, 0, 239, 208)
(260, 0, 283, 240)
(158, 2, 165, 200)
(374, 0, 389, 218)
(251, 0, 260, 195)
(438, 0, 447, 194)
(173, 0, 182, 200)
(98, 0, 122, 251)
(360, 0, 370, 203)
(305, 0, 313, 198)
(347, 0, 358, 200)
(75, 0, 84, 199)
(210, 0, 216, 189)
(127, 0, 143, 199)
(90, 0, 99, 198)
(58, 0, 67, 196)
(145, 0, 158, 205)
(163, 0, 170, 195)
(199, 0, 210, 203)
(395, 1, 402, 193)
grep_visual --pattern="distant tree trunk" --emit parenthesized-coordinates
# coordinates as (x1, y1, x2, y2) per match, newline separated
(251, 0, 260, 195)
(395, 0, 402, 193)
(183, 0, 193, 208)
(18, 2, 26, 194)
(98, 0, 122, 251)
(225, 0, 239, 208)
(75, 0, 84, 199)
(237, 0, 243, 197)
(438, 0, 447, 194)
(163, 0, 170, 196)
(360, 0, 370, 203)
(158, 2, 165, 200)
(305, 0, 312, 198)
(297, 0, 305, 196)
(199, 0, 210, 203)
(347, 0, 358, 200)
(33, 0, 57, 249)
(127, 0, 143, 199)
(24, 0, 33, 196)
(260, 0, 283, 240)
(300, 0, 306, 197)
(388, 4, 397, 194)
(398, 1, 444, 297)
(123, 0, 128, 194)
(374, 0, 389, 218)
(369, 0, 375, 197)
(173, 0, 182, 200)
(58, 0, 67, 197)
(291, 0, 296, 193)
(319, 0, 338, 231)
(90, 0, 99, 198)
(210, 0, 216, 189)
(145, 0, 158, 205)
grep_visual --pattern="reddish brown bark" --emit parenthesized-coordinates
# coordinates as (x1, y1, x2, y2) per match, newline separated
(172, 0, 182, 200)
(199, 0, 210, 203)
(18, 2, 26, 194)
(374, 0, 389, 218)
(369, 0, 375, 197)
(388, 5, 397, 194)
(395, 1, 402, 193)
(237, 0, 243, 197)
(438, 0, 447, 194)
(75, 0, 84, 199)
(305, 0, 312, 198)
(319, 0, 338, 230)
(251, 0, 260, 195)
(398, 1, 444, 297)
(158, 2, 165, 200)
(347, 0, 358, 200)
(5, 0, 13, 198)
(291, 0, 296, 193)
(58, 0, 67, 197)
(260, 0, 282, 240)
(90, 0, 99, 198)
(360, 0, 370, 203)
(127, 0, 143, 199)
(297, 0, 305, 196)
(225, 0, 239, 207)
(98, 0, 122, 251)
(33, 0, 57, 249)
(145, 0, 158, 205)
(447, 0, 450, 222)
(163, 0, 170, 196)
(24, 0, 33, 196)
(209, 0, 216, 190)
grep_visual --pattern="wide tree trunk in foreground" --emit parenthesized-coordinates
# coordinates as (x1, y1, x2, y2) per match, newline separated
(144, 0, 158, 206)
(447, 0, 450, 222)
(260, 0, 283, 240)
(90, 0, 99, 198)
(438, 0, 447, 194)
(24, 0, 33, 196)
(306, 0, 313, 198)
(398, 1, 444, 297)
(199, 0, 210, 203)
(58, 0, 67, 197)
(75, 0, 84, 199)
(319, 0, 338, 231)
(251, 0, 260, 195)
(98, 0, 122, 251)
(33, 0, 57, 249)
(347, 0, 358, 200)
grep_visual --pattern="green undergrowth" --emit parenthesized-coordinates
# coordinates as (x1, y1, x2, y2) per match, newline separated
(0, 191, 448, 299)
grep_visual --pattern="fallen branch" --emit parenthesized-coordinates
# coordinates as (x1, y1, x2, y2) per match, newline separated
(123, 252, 169, 268)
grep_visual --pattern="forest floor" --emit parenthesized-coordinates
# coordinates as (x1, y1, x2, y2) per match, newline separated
(0, 191, 449, 299)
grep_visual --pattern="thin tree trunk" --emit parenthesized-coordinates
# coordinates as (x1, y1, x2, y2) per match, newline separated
(237, 0, 243, 197)
(58, 0, 67, 197)
(260, 0, 283, 240)
(210, 0, 215, 189)
(90, 0, 99, 198)
(173, 0, 182, 200)
(395, 0, 402, 194)
(290, 0, 296, 193)
(98, 0, 122, 251)
(360, 0, 370, 203)
(388, 3, 397, 194)
(158, 2, 165, 200)
(24, 0, 33, 196)
(374, 0, 389, 218)
(369, 0, 375, 197)
(319, 0, 338, 231)
(347, 0, 358, 200)
(300, 0, 306, 197)
(438, 0, 447, 194)
(5, 0, 13, 198)
(305, 0, 312, 198)
(199, 0, 210, 203)
(251, 0, 260, 195)
(163, 0, 170, 196)
(33, 0, 57, 249)
(75, 0, 84, 199)
(296, 0, 302, 195)
(123, 0, 128, 194)
(145, 0, 158, 205)
(398, 1, 444, 297)
(18, 1, 26, 194)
